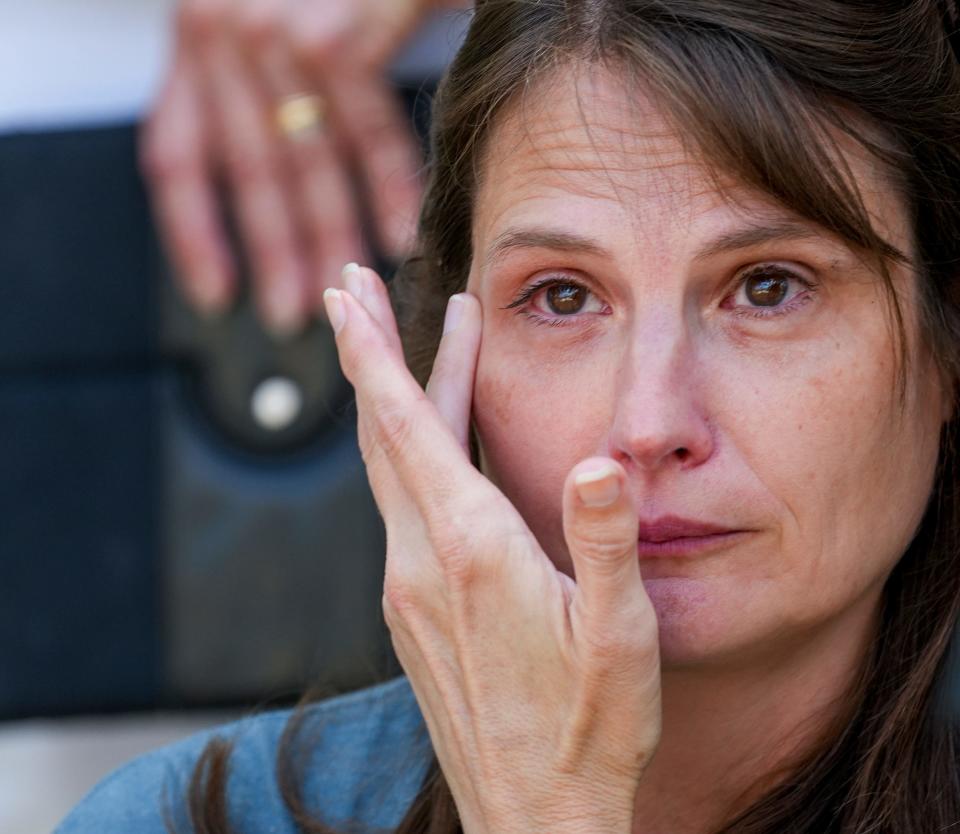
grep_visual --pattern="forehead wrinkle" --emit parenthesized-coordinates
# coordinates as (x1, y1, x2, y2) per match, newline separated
(572, 62, 699, 242)
(476, 63, 912, 284)
(485, 130, 713, 240)
(485, 67, 738, 240)
(479, 84, 786, 266)
(502, 63, 697, 180)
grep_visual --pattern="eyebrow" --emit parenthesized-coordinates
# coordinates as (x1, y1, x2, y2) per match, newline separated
(482, 219, 842, 270)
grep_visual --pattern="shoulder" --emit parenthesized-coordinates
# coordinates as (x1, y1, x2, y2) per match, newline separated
(55, 676, 431, 834)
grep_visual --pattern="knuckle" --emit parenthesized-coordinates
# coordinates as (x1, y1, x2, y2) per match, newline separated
(433, 532, 477, 588)
(315, 220, 359, 249)
(583, 627, 643, 668)
(233, 2, 283, 51)
(352, 116, 405, 159)
(290, 10, 351, 70)
(382, 577, 419, 628)
(368, 114, 409, 145)
(140, 136, 195, 181)
(368, 395, 416, 462)
(356, 419, 381, 468)
(177, 0, 229, 42)
(585, 609, 659, 668)
(574, 532, 632, 567)
(568, 510, 636, 564)
(224, 147, 273, 182)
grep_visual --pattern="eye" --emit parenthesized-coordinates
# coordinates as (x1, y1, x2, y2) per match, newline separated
(727, 264, 816, 318)
(544, 283, 590, 314)
(504, 274, 606, 324)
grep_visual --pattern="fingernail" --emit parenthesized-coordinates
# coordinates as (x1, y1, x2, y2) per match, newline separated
(342, 262, 364, 301)
(323, 288, 346, 334)
(267, 281, 303, 337)
(574, 463, 621, 508)
(443, 294, 465, 335)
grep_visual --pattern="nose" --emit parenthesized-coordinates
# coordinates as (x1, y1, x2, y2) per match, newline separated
(607, 322, 715, 478)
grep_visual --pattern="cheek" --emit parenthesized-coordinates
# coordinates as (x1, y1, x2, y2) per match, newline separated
(473, 346, 612, 572)
(724, 333, 936, 605)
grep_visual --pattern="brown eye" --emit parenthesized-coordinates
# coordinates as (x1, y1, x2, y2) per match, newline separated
(546, 283, 587, 314)
(743, 269, 790, 307)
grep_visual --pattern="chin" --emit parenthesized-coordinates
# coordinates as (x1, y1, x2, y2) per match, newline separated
(643, 576, 736, 668)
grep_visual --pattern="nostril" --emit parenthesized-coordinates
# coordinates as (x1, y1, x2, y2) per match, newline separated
(676, 447, 690, 462)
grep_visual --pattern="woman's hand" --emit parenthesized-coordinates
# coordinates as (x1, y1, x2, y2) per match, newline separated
(141, 0, 429, 335)
(325, 265, 663, 834)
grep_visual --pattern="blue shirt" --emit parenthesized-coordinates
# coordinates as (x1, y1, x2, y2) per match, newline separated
(55, 676, 433, 834)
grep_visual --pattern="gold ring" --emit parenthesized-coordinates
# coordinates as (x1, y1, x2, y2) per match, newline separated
(275, 93, 326, 140)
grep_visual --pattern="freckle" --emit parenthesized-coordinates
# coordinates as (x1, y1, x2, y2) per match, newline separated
(478, 374, 515, 427)
(494, 384, 514, 425)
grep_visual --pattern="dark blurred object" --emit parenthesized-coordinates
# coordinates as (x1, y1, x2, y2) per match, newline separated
(0, 126, 162, 717)
(158, 256, 390, 704)
(0, 84, 432, 717)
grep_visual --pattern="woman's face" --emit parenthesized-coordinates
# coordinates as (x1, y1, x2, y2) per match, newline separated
(466, 66, 946, 667)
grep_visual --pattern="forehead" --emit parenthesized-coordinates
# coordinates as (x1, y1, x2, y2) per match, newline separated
(473, 63, 909, 265)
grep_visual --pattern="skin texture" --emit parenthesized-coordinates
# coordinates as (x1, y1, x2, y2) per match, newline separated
(469, 64, 941, 664)
(465, 64, 946, 830)
(328, 62, 948, 834)
(327, 267, 663, 834)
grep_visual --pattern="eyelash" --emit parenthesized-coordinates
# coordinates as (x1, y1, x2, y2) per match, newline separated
(725, 264, 818, 320)
(502, 275, 605, 327)
(502, 265, 818, 327)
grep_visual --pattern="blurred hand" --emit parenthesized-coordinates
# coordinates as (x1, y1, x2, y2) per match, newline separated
(142, 0, 434, 335)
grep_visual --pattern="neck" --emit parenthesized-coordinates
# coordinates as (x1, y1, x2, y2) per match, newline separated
(631, 592, 880, 834)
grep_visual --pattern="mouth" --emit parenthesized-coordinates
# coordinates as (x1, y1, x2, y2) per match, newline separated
(637, 516, 748, 558)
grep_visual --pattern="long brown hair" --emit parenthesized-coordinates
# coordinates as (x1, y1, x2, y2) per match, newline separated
(179, 2, 960, 832)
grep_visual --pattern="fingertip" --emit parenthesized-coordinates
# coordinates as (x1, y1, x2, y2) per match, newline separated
(442, 292, 482, 336)
(571, 456, 625, 482)
(342, 262, 365, 300)
(442, 294, 467, 336)
(339, 264, 372, 313)
(323, 287, 347, 333)
(264, 279, 308, 339)
(180, 263, 235, 317)
(571, 458, 626, 509)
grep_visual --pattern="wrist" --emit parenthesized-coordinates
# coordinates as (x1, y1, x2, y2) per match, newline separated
(482, 800, 635, 834)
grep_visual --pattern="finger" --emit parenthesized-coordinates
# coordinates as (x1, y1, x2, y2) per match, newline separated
(343, 263, 482, 451)
(425, 294, 482, 451)
(299, 128, 367, 302)
(197, 25, 309, 336)
(323, 287, 482, 514)
(240, 7, 365, 302)
(289, 2, 424, 258)
(141, 46, 235, 314)
(326, 265, 412, 526)
(328, 74, 423, 258)
(339, 263, 403, 355)
(561, 458, 651, 626)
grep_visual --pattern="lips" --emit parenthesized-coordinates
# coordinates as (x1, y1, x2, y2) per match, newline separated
(636, 515, 746, 558)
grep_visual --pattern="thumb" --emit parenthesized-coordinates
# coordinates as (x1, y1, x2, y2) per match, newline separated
(562, 457, 647, 622)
